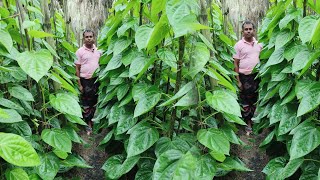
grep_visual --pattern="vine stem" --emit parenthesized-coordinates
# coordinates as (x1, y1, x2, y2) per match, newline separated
(304, 159, 320, 163)
(0, 13, 20, 20)
(168, 36, 185, 138)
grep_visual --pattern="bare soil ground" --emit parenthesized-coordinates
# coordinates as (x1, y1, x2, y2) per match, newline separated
(223, 128, 270, 180)
(66, 128, 108, 180)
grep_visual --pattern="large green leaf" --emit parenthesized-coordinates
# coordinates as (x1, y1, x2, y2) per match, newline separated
(42, 39, 59, 59)
(264, 47, 284, 69)
(0, 29, 13, 52)
(223, 113, 246, 125)
(64, 114, 87, 126)
(41, 129, 72, 153)
(0, 133, 40, 167)
(292, 49, 311, 73)
(113, 38, 132, 55)
(151, 0, 166, 23)
(135, 57, 157, 82)
(157, 48, 177, 68)
(219, 157, 252, 171)
(61, 155, 92, 168)
(16, 49, 53, 82)
(278, 105, 300, 135)
(298, 16, 320, 44)
(197, 128, 230, 155)
(99, 130, 114, 145)
(147, 14, 170, 51)
(108, 104, 125, 125)
(117, 84, 130, 101)
(28, 30, 54, 38)
(50, 72, 77, 94)
(0, 108, 23, 123)
(102, 154, 140, 179)
(281, 158, 304, 179)
(221, 124, 243, 145)
(262, 157, 286, 178)
(275, 30, 295, 50)
(206, 68, 236, 93)
(127, 122, 159, 157)
(284, 45, 307, 61)
(160, 82, 194, 107)
(166, 0, 209, 37)
(134, 86, 161, 118)
(279, 9, 301, 29)
(172, 151, 198, 180)
(194, 155, 217, 180)
(206, 90, 241, 117)
(296, 82, 320, 116)
(155, 137, 192, 157)
(116, 110, 137, 135)
(49, 93, 82, 117)
(279, 80, 293, 99)
(299, 50, 320, 77)
(8, 85, 34, 101)
(5, 168, 29, 180)
(174, 86, 198, 107)
(259, 130, 275, 147)
(290, 123, 320, 159)
(153, 150, 198, 180)
(35, 153, 59, 180)
(117, 18, 138, 37)
(105, 54, 122, 71)
(129, 55, 148, 77)
(135, 25, 153, 50)
(269, 101, 282, 125)
(122, 50, 141, 66)
(188, 42, 210, 78)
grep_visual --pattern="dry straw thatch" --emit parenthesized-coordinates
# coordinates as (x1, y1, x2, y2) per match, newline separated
(65, 0, 111, 45)
(219, 0, 269, 39)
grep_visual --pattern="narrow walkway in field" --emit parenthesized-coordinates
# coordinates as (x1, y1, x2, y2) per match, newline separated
(228, 128, 270, 180)
(69, 129, 108, 180)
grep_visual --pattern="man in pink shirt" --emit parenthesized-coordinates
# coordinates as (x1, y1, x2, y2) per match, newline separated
(233, 21, 262, 135)
(75, 30, 101, 135)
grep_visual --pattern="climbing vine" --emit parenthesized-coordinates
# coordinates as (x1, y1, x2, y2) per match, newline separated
(0, 0, 90, 179)
(95, 0, 249, 179)
(256, 0, 320, 179)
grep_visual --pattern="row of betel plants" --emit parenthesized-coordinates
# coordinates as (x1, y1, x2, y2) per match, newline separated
(94, 0, 252, 179)
(254, 0, 320, 179)
(0, 0, 92, 179)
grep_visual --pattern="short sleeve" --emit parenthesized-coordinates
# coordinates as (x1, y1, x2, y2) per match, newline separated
(74, 49, 82, 65)
(233, 43, 241, 60)
(259, 43, 263, 51)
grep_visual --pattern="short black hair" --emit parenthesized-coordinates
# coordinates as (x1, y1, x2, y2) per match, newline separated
(242, 20, 255, 30)
(83, 29, 94, 37)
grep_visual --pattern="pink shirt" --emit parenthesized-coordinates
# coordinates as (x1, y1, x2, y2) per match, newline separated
(233, 37, 262, 75)
(75, 44, 101, 79)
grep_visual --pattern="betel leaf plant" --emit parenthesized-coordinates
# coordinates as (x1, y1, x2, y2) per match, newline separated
(255, 0, 320, 179)
(0, 0, 90, 179)
(96, 0, 250, 179)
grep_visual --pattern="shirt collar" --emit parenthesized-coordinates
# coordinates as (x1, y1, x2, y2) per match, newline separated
(242, 37, 257, 45)
(83, 44, 96, 52)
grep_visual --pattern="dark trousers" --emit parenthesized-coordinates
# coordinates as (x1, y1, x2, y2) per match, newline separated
(80, 77, 99, 122)
(239, 73, 259, 121)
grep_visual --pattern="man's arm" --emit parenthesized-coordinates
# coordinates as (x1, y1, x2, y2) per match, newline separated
(234, 58, 242, 90)
(75, 64, 83, 92)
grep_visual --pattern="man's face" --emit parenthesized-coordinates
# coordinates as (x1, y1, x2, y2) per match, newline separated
(242, 24, 255, 39)
(84, 32, 94, 46)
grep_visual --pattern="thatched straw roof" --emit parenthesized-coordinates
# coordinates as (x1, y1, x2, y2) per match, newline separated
(219, 0, 269, 39)
(65, 0, 110, 45)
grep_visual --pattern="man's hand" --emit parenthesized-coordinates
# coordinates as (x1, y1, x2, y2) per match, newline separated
(79, 85, 83, 93)
(237, 81, 243, 90)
